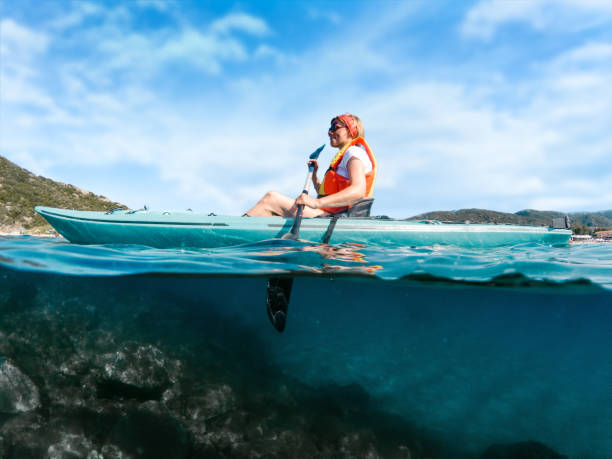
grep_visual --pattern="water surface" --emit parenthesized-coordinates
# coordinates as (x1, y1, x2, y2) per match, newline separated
(1, 236, 610, 458)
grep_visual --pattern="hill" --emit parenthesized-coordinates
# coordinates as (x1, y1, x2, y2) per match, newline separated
(412, 208, 612, 233)
(0, 155, 125, 234)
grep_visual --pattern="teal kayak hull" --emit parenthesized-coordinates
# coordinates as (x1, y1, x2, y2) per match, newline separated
(35, 206, 571, 248)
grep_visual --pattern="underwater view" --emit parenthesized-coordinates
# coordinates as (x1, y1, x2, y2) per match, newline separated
(1, 236, 611, 458)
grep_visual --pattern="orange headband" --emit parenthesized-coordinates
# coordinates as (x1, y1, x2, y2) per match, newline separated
(337, 114, 357, 138)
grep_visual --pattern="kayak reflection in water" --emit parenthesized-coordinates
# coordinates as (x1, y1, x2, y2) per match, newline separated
(245, 113, 377, 217)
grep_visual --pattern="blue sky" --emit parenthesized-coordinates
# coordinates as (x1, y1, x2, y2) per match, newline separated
(1, 0, 611, 216)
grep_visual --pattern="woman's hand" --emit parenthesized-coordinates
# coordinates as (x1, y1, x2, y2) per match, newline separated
(295, 193, 321, 209)
(308, 159, 319, 174)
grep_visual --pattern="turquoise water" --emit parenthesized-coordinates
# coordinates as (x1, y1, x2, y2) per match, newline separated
(1, 235, 611, 458)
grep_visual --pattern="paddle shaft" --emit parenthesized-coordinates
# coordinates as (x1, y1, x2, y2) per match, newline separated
(284, 145, 325, 240)
(287, 165, 316, 239)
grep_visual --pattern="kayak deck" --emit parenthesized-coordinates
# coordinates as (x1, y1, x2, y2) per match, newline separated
(35, 206, 572, 248)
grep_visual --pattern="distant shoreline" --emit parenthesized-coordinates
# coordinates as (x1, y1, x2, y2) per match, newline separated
(0, 227, 59, 237)
(0, 232, 60, 238)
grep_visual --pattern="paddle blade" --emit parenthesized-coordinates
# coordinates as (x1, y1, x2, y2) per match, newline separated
(310, 144, 325, 160)
(266, 277, 293, 332)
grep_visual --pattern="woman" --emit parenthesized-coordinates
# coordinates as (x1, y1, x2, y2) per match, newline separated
(245, 113, 377, 217)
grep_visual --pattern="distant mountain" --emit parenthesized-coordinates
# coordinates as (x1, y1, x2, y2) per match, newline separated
(601, 210, 612, 219)
(411, 208, 612, 233)
(563, 211, 612, 228)
(517, 209, 612, 230)
(0, 155, 125, 233)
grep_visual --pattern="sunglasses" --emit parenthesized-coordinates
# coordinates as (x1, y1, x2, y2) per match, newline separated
(328, 123, 347, 133)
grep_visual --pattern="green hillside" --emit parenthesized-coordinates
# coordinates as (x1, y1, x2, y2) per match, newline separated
(0, 155, 125, 233)
(411, 208, 552, 226)
(412, 208, 612, 234)
(515, 209, 612, 231)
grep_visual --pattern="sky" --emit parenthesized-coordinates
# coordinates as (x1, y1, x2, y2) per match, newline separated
(1, 0, 611, 217)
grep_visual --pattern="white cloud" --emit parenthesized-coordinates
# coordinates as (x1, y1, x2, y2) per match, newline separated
(462, 0, 612, 40)
(68, 11, 271, 79)
(159, 28, 247, 73)
(529, 189, 612, 212)
(0, 18, 49, 58)
(550, 41, 612, 71)
(305, 7, 342, 25)
(253, 44, 293, 66)
(552, 72, 605, 91)
(359, 85, 554, 199)
(461, 1, 546, 39)
(48, 2, 103, 29)
(210, 13, 270, 37)
(0, 20, 60, 117)
(0, 72, 56, 109)
(560, 41, 612, 63)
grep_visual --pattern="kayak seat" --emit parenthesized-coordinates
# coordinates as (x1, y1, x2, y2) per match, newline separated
(318, 198, 374, 243)
(335, 197, 374, 218)
(552, 216, 571, 229)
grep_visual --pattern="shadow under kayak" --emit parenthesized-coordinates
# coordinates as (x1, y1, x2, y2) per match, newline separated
(35, 206, 572, 248)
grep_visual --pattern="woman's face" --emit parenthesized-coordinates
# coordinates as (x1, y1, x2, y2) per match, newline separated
(328, 120, 352, 149)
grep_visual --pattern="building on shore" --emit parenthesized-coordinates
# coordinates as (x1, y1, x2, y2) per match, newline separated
(571, 232, 612, 243)
(571, 234, 594, 243)
(594, 230, 612, 241)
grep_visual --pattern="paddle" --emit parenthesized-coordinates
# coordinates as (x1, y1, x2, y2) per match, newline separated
(266, 144, 325, 332)
(282, 144, 326, 240)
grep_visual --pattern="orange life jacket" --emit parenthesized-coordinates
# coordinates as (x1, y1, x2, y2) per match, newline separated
(318, 137, 377, 214)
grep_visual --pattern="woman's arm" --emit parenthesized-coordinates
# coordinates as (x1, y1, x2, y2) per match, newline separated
(296, 157, 366, 209)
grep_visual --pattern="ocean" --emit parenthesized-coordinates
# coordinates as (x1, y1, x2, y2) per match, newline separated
(0, 236, 611, 458)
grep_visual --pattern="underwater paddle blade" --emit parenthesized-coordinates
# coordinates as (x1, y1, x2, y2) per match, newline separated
(266, 144, 325, 331)
(266, 277, 293, 332)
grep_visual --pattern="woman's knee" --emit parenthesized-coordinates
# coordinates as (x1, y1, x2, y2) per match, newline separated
(262, 190, 282, 203)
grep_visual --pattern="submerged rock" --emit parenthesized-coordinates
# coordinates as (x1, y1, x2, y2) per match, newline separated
(0, 358, 40, 414)
(107, 401, 189, 459)
(0, 412, 53, 458)
(96, 343, 180, 402)
(99, 444, 132, 459)
(98, 444, 132, 459)
(167, 383, 238, 454)
(185, 384, 236, 421)
(47, 433, 95, 458)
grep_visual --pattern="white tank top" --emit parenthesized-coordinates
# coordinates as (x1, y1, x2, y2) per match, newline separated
(335, 145, 373, 178)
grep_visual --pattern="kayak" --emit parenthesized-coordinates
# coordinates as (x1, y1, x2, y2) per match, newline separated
(35, 206, 572, 248)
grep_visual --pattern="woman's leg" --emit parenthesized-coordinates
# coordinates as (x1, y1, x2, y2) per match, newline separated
(246, 191, 326, 217)
(246, 191, 294, 216)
